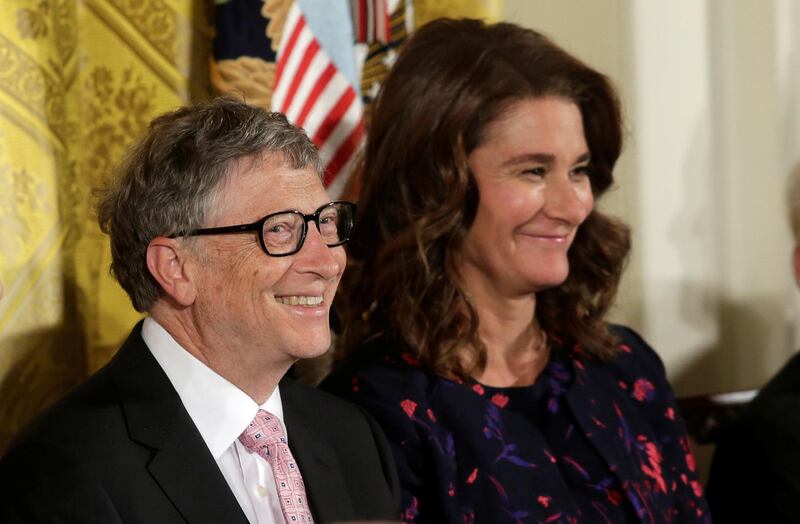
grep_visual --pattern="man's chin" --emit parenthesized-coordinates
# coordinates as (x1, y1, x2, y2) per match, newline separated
(292, 336, 333, 360)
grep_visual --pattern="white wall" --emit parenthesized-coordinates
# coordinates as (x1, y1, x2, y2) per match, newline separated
(504, 0, 800, 396)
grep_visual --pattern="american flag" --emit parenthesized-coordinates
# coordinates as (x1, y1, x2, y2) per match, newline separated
(212, 0, 392, 195)
(272, 2, 365, 191)
(351, 0, 391, 44)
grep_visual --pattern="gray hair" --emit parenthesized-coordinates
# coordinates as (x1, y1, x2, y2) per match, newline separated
(97, 97, 322, 312)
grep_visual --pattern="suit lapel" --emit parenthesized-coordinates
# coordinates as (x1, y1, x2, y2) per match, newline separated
(110, 324, 249, 524)
(282, 379, 355, 522)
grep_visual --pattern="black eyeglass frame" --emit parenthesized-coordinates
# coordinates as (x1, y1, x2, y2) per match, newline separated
(171, 200, 356, 257)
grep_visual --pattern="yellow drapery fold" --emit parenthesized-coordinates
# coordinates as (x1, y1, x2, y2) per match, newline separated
(0, 0, 211, 451)
(0, 0, 501, 451)
(415, 0, 501, 26)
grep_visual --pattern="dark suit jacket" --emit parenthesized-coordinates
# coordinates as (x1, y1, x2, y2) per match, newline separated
(0, 323, 399, 523)
(706, 351, 800, 524)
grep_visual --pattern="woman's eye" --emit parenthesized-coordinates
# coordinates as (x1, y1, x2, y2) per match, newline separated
(572, 165, 592, 178)
(522, 167, 546, 177)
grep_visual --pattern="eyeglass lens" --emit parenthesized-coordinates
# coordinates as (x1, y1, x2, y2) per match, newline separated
(261, 202, 351, 255)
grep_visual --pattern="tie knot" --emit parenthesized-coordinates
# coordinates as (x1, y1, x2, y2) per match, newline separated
(239, 409, 286, 453)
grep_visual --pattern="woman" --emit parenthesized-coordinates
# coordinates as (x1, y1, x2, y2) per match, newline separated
(322, 18, 709, 523)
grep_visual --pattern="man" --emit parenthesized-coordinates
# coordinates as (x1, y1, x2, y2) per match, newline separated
(706, 165, 800, 523)
(0, 98, 398, 523)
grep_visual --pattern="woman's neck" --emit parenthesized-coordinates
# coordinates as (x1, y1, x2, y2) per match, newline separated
(468, 293, 550, 388)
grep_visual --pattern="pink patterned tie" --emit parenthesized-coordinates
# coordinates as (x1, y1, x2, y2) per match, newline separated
(239, 410, 315, 524)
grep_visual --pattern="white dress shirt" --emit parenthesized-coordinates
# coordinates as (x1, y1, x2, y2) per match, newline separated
(142, 317, 286, 524)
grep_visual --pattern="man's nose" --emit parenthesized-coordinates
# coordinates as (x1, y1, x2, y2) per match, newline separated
(293, 222, 343, 278)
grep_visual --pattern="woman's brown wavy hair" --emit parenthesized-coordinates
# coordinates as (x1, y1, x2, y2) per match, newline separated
(335, 18, 631, 379)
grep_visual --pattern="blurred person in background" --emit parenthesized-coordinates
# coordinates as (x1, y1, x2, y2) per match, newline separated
(0, 97, 398, 524)
(322, 18, 710, 524)
(706, 164, 800, 523)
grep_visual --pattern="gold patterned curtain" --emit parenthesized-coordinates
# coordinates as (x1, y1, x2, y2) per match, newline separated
(0, 0, 212, 451)
(414, 0, 501, 25)
(0, 0, 500, 452)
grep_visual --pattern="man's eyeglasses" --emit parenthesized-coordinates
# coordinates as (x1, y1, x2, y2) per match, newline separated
(172, 201, 356, 257)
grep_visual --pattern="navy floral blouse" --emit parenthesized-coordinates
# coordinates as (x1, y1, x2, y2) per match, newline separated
(321, 325, 710, 524)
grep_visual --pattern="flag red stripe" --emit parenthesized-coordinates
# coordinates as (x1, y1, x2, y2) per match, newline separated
(296, 63, 337, 127)
(313, 88, 356, 145)
(280, 39, 321, 113)
(359, 0, 368, 41)
(274, 15, 306, 88)
(324, 119, 364, 186)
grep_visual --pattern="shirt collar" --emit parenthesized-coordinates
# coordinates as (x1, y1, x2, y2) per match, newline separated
(141, 317, 285, 459)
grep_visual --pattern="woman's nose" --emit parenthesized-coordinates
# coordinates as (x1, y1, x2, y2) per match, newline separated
(543, 175, 593, 224)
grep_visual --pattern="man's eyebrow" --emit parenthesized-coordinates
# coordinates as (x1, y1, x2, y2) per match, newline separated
(500, 151, 591, 167)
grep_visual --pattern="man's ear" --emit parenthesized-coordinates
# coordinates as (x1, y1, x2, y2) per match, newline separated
(146, 237, 197, 307)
